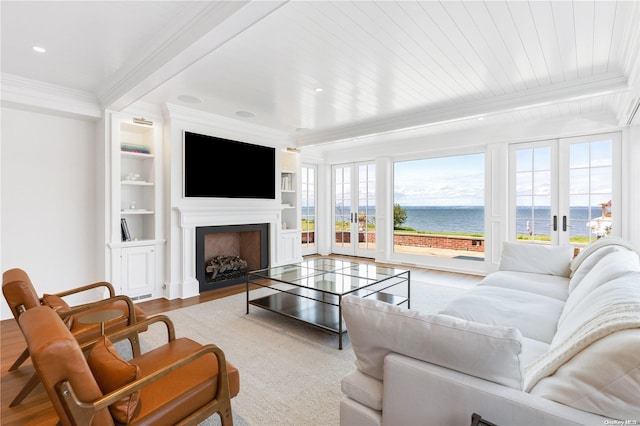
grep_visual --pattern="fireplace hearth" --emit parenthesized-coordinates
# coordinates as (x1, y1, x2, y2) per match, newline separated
(195, 223, 269, 292)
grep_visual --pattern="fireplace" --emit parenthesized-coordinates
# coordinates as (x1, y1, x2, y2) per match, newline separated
(195, 223, 269, 292)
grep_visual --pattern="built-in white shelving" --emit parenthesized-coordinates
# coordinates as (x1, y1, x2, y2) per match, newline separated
(279, 150, 302, 263)
(108, 112, 163, 300)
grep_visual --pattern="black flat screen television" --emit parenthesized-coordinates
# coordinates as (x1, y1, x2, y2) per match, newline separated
(184, 131, 276, 199)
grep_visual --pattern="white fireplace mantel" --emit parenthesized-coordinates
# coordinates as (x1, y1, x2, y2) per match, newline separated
(175, 205, 282, 298)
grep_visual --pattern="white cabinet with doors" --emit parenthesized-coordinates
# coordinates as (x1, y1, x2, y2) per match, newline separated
(120, 244, 156, 300)
(108, 112, 164, 300)
(279, 231, 301, 265)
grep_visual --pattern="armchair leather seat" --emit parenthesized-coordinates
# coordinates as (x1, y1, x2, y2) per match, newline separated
(130, 337, 240, 424)
(20, 306, 238, 426)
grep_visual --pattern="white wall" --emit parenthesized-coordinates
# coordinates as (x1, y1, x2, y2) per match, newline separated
(1, 107, 100, 320)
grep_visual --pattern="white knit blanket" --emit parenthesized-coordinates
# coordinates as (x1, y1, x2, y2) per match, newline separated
(524, 303, 640, 392)
(570, 237, 637, 277)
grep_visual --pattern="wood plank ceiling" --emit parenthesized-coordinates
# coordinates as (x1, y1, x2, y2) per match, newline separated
(141, 1, 639, 146)
(2, 1, 639, 146)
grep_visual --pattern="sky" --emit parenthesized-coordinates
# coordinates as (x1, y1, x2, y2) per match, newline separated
(393, 153, 485, 206)
(393, 140, 612, 207)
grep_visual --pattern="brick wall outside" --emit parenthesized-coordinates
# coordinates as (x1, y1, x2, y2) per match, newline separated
(333, 232, 485, 252)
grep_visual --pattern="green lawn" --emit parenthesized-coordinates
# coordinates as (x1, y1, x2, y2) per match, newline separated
(306, 220, 593, 245)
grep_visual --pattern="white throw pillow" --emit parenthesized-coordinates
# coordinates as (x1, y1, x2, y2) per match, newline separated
(341, 295, 525, 390)
(499, 242, 573, 277)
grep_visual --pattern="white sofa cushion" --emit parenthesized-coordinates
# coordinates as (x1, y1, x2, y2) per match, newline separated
(525, 273, 640, 419)
(341, 370, 383, 411)
(569, 236, 637, 280)
(341, 295, 525, 389)
(479, 270, 569, 301)
(569, 245, 627, 292)
(499, 242, 573, 277)
(530, 329, 640, 420)
(553, 272, 640, 347)
(439, 286, 565, 343)
(520, 337, 550, 368)
(340, 396, 382, 426)
(559, 250, 640, 328)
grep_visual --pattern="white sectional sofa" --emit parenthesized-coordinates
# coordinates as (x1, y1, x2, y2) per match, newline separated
(341, 238, 640, 426)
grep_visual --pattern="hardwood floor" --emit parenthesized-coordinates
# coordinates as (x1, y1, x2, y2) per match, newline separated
(0, 256, 482, 425)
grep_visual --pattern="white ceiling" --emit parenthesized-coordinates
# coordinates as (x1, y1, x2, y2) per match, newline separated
(2, 1, 639, 148)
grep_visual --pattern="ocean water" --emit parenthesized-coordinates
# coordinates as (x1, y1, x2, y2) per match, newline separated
(306, 205, 606, 237)
(402, 206, 603, 237)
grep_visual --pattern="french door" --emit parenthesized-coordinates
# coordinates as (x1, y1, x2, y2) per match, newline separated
(510, 132, 620, 248)
(332, 162, 376, 257)
(300, 164, 317, 256)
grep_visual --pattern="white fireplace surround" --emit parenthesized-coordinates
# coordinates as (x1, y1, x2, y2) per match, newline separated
(176, 205, 282, 298)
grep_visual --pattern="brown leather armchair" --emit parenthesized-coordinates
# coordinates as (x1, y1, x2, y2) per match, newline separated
(2, 268, 147, 406)
(20, 306, 239, 426)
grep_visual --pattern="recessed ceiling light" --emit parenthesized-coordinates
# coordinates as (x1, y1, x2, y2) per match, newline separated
(177, 94, 202, 104)
(32, 46, 46, 53)
(477, 117, 485, 121)
(235, 110, 255, 118)
(314, 87, 323, 93)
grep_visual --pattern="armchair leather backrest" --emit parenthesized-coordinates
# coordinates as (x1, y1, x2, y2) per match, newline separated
(19, 306, 114, 426)
(2, 268, 41, 320)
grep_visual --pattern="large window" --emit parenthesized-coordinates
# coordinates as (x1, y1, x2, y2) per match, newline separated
(393, 153, 485, 260)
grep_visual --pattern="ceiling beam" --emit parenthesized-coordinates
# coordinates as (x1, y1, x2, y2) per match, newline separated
(99, 1, 288, 112)
(296, 73, 631, 147)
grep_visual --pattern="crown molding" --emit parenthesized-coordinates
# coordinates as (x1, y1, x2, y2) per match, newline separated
(615, 3, 640, 126)
(296, 73, 630, 147)
(1, 73, 101, 119)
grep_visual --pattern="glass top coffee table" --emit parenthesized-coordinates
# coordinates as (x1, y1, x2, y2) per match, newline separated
(246, 258, 410, 349)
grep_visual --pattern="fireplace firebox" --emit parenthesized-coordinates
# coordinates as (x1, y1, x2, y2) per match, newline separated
(195, 223, 269, 292)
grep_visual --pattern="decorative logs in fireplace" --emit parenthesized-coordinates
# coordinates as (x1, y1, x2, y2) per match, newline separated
(205, 255, 249, 281)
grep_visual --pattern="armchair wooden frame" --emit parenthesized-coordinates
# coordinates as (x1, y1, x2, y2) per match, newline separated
(9, 280, 122, 372)
(24, 311, 234, 426)
(11, 294, 142, 408)
(2, 269, 143, 407)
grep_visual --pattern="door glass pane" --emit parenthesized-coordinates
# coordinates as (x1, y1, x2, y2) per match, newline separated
(568, 139, 612, 244)
(301, 166, 316, 251)
(335, 166, 351, 248)
(515, 146, 552, 243)
(393, 153, 485, 260)
(358, 164, 376, 251)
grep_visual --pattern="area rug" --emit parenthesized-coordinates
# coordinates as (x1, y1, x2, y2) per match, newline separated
(134, 281, 468, 426)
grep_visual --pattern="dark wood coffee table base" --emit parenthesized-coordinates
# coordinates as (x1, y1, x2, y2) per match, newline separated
(246, 260, 410, 349)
